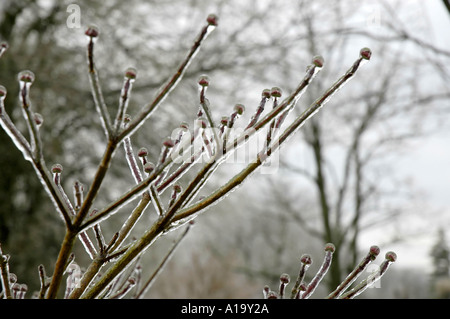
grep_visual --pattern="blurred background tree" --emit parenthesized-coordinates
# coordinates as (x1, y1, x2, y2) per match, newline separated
(1, 0, 449, 298)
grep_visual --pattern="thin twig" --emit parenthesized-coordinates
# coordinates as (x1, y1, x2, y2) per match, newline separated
(327, 245, 380, 299)
(0, 244, 12, 299)
(134, 222, 192, 299)
(117, 16, 218, 142)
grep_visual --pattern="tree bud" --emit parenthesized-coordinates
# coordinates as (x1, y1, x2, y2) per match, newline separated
(270, 87, 282, 98)
(207, 14, 219, 26)
(312, 55, 324, 68)
(360, 47, 372, 60)
(198, 75, 210, 87)
(85, 25, 100, 38)
(18, 70, 35, 84)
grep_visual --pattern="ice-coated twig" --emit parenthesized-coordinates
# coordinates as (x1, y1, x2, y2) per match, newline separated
(78, 48, 366, 299)
(109, 191, 152, 253)
(73, 181, 84, 213)
(170, 50, 367, 228)
(0, 85, 32, 161)
(0, 244, 13, 299)
(1, 84, 73, 226)
(52, 165, 97, 259)
(198, 75, 221, 157)
(223, 104, 245, 154)
(110, 277, 136, 299)
(339, 251, 397, 299)
(168, 184, 182, 209)
(301, 243, 335, 299)
(290, 254, 312, 299)
(114, 67, 137, 135)
(150, 184, 165, 218)
(134, 221, 193, 299)
(327, 245, 380, 299)
(94, 224, 106, 255)
(38, 264, 50, 299)
(18, 70, 43, 160)
(246, 89, 271, 129)
(262, 87, 282, 157)
(3, 14, 220, 300)
(117, 14, 219, 142)
(123, 134, 143, 184)
(267, 244, 395, 300)
(85, 25, 112, 138)
(278, 273, 290, 299)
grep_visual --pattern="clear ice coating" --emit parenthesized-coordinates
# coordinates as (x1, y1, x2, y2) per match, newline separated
(18, 70, 35, 86)
(123, 137, 143, 184)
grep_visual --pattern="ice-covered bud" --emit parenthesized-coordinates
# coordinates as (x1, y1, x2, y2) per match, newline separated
(180, 122, 189, 131)
(9, 273, 17, 285)
(144, 162, 155, 174)
(220, 116, 229, 126)
(0, 42, 8, 56)
(270, 87, 282, 98)
(85, 25, 100, 39)
(369, 245, 380, 258)
(51, 164, 63, 174)
(198, 75, 210, 88)
(34, 113, 44, 127)
(262, 89, 271, 99)
(0, 85, 6, 100)
(279, 273, 290, 298)
(324, 243, 336, 253)
(197, 117, 208, 129)
(124, 67, 137, 81)
(360, 47, 372, 60)
(300, 254, 312, 265)
(173, 184, 182, 193)
(280, 273, 290, 284)
(138, 147, 148, 158)
(385, 251, 397, 262)
(234, 104, 245, 115)
(267, 291, 278, 299)
(312, 55, 325, 68)
(163, 138, 174, 148)
(18, 70, 35, 84)
(206, 14, 219, 26)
